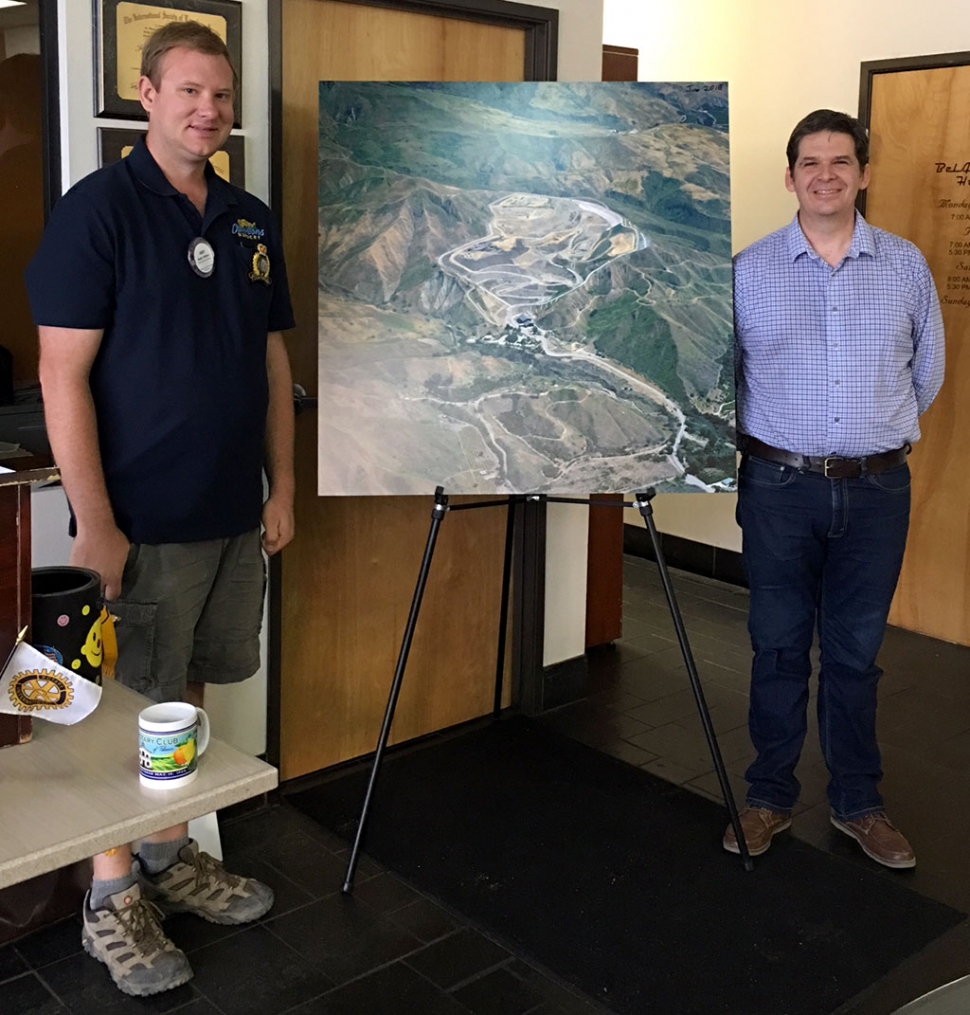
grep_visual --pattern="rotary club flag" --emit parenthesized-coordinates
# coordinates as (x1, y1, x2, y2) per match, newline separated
(0, 634, 102, 725)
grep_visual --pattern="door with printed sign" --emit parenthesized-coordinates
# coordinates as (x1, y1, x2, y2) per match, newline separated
(862, 56, 970, 646)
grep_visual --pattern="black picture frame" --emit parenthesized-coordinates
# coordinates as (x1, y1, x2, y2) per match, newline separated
(39, 0, 63, 213)
(94, 0, 243, 125)
(97, 126, 246, 186)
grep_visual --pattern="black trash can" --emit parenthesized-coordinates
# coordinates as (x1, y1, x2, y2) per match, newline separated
(30, 567, 103, 686)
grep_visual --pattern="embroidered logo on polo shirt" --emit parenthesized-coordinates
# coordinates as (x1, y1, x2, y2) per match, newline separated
(232, 218, 265, 241)
(249, 244, 271, 285)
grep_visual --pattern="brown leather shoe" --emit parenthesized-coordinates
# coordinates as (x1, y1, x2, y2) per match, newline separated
(723, 807, 792, 856)
(830, 813, 916, 869)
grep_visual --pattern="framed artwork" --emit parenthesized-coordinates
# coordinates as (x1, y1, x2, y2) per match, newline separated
(94, 0, 242, 125)
(316, 81, 735, 497)
(97, 126, 246, 187)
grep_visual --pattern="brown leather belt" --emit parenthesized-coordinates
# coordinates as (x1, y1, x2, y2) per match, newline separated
(740, 436, 910, 479)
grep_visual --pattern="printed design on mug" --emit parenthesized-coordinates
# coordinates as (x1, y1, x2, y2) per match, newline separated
(139, 726, 198, 779)
(101, 608, 119, 679)
(7, 668, 75, 711)
(81, 611, 104, 667)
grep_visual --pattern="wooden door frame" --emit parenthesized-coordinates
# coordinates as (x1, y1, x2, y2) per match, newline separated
(265, 0, 559, 770)
(269, 0, 559, 212)
(39, 0, 62, 214)
(855, 51, 970, 645)
(857, 49, 970, 216)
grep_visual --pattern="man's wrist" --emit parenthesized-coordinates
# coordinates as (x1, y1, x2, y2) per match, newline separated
(74, 512, 122, 539)
(267, 474, 295, 500)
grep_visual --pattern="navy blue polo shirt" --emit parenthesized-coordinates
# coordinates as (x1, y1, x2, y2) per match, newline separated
(25, 138, 295, 544)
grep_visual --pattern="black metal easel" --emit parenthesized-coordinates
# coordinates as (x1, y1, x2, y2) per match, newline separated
(341, 486, 753, 893)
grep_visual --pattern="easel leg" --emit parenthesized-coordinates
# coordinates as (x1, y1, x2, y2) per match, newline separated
(493, 496, 517, 716)
(634, 490, 754, 871)
(342, 487, 450, 893)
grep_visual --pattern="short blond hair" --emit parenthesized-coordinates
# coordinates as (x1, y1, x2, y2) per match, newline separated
(140, 21, 237, 91)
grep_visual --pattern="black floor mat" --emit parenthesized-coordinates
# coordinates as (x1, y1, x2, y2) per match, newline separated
(287, 716, 965, 1015)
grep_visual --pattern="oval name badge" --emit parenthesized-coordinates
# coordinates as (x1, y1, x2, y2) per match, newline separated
(188, 237, 216, 278)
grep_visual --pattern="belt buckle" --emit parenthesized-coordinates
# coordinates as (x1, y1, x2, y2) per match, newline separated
(823, 456, 842, 478)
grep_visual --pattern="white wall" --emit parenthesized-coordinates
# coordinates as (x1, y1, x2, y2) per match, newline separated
(605, 0, 970, 551)
(31, 485, 74, 568)
(551, 0, 605, 83)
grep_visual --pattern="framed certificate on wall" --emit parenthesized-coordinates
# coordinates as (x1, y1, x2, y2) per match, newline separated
(98, 126, 245, 187)
(95, 0, 242, 125)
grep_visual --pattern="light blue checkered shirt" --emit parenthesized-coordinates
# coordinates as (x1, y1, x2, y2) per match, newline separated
(734, 214, 945, 456)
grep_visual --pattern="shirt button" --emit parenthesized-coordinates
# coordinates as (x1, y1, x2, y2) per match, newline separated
(834, 380, 840, 385)
(834, 417, 841, 423)
(831, 307, 839, 312)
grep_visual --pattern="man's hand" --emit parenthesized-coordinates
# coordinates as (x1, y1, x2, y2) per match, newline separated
(263, 332, 295, 557)
(70, 525, 130, 601)
(261, 494, 295, 556)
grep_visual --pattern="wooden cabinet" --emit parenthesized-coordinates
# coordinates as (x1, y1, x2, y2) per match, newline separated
(0, 455, 58, 748)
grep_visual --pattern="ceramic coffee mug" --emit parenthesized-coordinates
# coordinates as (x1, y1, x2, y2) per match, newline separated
(138, 702, 210, 789)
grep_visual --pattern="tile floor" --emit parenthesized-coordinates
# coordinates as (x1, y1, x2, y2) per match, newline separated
(2, 554, 969, 1014)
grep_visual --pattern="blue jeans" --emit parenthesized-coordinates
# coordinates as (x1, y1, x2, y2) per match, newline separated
(737, 455, 911, 821)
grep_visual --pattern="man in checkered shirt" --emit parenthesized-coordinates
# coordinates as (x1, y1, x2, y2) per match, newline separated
(724, 109, 944, 869)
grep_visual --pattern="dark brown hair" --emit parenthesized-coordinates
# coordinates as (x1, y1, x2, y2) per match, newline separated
(786, 109, 869, 171)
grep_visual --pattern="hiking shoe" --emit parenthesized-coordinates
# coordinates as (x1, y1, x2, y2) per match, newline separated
(723, 806, 792, 856)
(81, 884, 192, 997)
(831, 812, 916, 869)
(140, 839, 274, 925)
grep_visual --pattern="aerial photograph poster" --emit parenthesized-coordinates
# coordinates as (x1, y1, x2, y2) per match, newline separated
(317, 81, 734, 497)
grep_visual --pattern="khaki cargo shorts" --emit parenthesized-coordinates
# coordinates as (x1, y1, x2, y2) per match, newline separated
(110, 529, 265, 702)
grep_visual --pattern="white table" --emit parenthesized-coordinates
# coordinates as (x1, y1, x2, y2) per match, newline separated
(0, 680, 277, 888)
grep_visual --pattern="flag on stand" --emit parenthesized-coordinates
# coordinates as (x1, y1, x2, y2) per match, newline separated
(0, 638, 102, 724)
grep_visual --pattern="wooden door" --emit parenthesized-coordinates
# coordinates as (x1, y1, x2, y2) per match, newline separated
(863, 60, 970, 645)
(602, 44, 637, 84)
(277, 0, 533, 779)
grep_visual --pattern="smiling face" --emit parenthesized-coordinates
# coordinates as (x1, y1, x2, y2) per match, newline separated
(139, 46, 234, 171)
(785, 130, 870, 226)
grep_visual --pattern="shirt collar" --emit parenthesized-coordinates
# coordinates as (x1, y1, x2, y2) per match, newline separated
(125, 135, 238, 213)
(785, 211, 874, 263)
(848, 213, 875, 259)
(784, 215, 811, 262)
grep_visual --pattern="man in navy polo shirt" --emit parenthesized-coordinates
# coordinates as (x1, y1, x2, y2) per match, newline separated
(26, 22, 294, 996)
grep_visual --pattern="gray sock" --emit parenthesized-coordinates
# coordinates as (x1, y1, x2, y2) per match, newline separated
(90, 871, 138, 911)
(137, 836, 191, 875)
